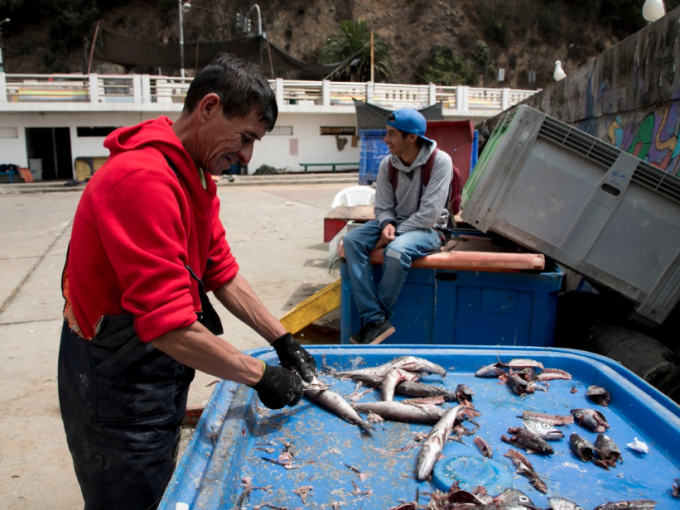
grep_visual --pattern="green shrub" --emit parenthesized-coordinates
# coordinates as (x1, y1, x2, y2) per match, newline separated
(424, 46, 477, 86)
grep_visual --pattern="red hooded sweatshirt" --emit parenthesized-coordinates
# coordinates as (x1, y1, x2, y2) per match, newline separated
(63, 116, 239, 342)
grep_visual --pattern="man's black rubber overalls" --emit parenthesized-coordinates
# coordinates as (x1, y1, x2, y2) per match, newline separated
(58, 159, 224, 510)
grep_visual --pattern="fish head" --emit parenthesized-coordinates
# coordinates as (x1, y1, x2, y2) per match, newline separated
(523, 419, 564, 439)
(493, 488, 538, 508)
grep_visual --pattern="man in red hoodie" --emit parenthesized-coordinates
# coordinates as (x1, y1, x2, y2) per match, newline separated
(58, 55, 317, 509)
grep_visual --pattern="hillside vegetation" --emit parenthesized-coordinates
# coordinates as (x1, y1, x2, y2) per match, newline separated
(1, 0, 678, 89)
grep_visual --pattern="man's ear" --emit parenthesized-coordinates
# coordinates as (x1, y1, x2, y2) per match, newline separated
(197, 93, 222, 124)
(408, 133, 419, 145)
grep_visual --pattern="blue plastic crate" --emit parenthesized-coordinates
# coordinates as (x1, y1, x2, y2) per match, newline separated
(359, 129, 389, 185)
(160, 345, 680, 510)
(340, 261, 562, 346)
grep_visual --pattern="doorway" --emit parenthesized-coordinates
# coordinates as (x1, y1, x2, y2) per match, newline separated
(25, 127, 73, 181)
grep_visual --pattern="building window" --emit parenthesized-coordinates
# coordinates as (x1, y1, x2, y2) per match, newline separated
(320, 126, 356, 136)
(269, 126, 294, 136)
(77, 127, 119, 137)
(0, 127, 18, 138)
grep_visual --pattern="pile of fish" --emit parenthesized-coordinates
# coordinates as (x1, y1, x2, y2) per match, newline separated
(310, 355, 482, 481)
(476, 358, 573, 396)
(271, 355, 665, 509)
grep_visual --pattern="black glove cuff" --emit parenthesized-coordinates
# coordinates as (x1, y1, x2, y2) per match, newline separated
(272, 332, 295, 354)
(251, 363, 274, 391)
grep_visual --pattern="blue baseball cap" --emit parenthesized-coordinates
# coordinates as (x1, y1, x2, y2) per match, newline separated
(386, 108, 433, 143)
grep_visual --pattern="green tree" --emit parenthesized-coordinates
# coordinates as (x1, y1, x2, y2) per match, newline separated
(424, 47, 477, 86)
(318, 20, 392, 82)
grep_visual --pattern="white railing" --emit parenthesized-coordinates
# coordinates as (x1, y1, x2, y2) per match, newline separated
(0, 72, 539, 114)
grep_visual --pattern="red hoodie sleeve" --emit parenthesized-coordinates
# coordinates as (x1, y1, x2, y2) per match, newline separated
(203, 193, 239, 292)
(97, 168, 197, 342)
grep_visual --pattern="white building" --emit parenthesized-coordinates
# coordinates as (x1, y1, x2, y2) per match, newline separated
(0, 72, 537, 181)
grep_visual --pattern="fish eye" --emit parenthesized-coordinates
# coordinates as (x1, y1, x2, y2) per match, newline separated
(520, 496, 529, 502)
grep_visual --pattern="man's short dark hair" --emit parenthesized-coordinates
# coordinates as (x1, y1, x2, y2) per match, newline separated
(184, 54, 278, 131)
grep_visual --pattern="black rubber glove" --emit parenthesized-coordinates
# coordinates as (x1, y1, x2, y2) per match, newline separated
(252, 363, 303, 410)
(272, 333, 317, 383)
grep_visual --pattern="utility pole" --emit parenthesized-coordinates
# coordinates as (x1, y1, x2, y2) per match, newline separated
(0, 18, 10, 73)
(178, 0, 185, 77)
(370, 30, 374, 83)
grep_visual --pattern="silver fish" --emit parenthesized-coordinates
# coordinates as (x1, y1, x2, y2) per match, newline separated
(303, 377, 374, 433)
(570, 433, 598, 462)
(593, 500, 657, 509)
(416, 405, 464, 480)
(519, 410, 573, 426)
(571, 408, 610, 433)
(352, 401, 446, 423)
(595, 433, 622, 466)
(536, 368, 572, 381)
(340, 373, 458, 401)
(336, 356, 447, 378)
(502, 427, 554, 455)
(474, 436, 493, 458)
(522, 419, 564, 441)
(381, 368, 419, 401)
(475, 362, 506, 378)
(548, 497, 586, 510)
(501, 358, 544, 369)
(587, 385, 611, 407)
(672, 479, 679, 498)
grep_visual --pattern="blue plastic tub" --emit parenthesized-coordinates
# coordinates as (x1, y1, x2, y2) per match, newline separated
(160, 345, 680, 510)
(340, 261, 562, 346)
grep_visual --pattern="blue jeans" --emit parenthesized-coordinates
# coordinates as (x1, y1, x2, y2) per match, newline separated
(343, 220, 443, 326)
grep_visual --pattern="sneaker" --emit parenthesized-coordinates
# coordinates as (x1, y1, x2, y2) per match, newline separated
(350, 320, 395, 345)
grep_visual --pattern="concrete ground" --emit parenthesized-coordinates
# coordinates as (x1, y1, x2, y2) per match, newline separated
(0, 182, 349, 510)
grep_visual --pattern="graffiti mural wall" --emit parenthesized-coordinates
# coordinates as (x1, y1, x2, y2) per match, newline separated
(517, 7, 680, 177)
(577, 101, 680, 176)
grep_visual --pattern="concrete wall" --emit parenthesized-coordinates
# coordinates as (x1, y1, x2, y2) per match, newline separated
(0, 110, 360, 178)
(262, 112, 360, 173)
(504, 7, 680, 176)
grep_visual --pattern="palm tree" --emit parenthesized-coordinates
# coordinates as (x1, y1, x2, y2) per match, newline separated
(319, 21, 392, 82)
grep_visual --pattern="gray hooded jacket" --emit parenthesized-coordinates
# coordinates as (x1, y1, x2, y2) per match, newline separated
(373, 141, 453, 234)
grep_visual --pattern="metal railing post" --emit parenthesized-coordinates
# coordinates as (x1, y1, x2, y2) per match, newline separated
(428, 83, 436, 106)
(0, 72, 6, 103)
(88, 73, 100, 103)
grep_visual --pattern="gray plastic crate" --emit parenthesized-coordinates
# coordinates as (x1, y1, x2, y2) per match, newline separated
(462, 105, 680, 325)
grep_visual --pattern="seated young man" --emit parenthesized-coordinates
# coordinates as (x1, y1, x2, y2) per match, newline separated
(343, 108, 456, 345)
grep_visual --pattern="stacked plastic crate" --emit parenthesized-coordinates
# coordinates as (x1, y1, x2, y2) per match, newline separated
(358, 129, 389, 185)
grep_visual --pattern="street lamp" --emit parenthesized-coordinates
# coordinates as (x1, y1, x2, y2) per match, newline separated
(178, 0, 186, 77)
(245, 4, 262, 36)
(0, 18, 10, 73)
